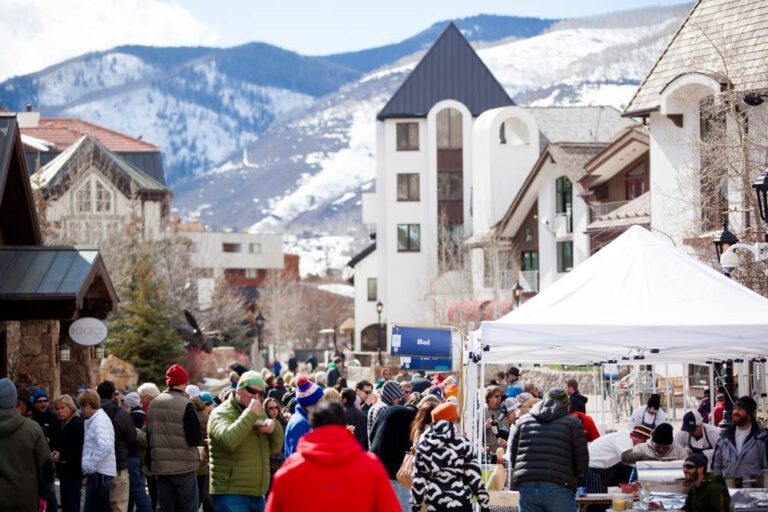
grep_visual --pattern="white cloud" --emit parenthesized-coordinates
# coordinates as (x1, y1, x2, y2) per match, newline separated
(0, 0, 217, 81)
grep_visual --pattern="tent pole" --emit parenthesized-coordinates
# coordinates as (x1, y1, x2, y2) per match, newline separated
(609, 371, 615, 431)
(664, 364, 672, 420)
(709, 363, 715, 423)
(682, 363, 690, 417)
(479, 360, 486, 468)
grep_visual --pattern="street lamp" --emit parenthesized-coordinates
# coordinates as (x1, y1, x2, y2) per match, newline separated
(255, 312, 266, 369)
(376, 301, 384, 366)
(513, 281, 524, 307)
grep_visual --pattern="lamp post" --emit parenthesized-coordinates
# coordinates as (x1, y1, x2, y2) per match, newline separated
(713, 222, 739, 277)
(513, 281, 524, 307)
(376, 301, 384, 366)
(254, 312, 265, 369)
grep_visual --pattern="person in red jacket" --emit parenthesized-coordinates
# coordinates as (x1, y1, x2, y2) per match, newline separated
(569, 394, 601, 442)
(265, 401, 400, 512)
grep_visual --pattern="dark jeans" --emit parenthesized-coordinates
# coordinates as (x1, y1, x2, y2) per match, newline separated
(127, 456, 153, 512)
(519, 482, 576, 512)
(197, 474, 212, 512)
(211, 494, 265, 512)
(146, 475, 157, 510)
(84, 473, 114, 512)
(59, 477, 82, 512)
(156, 472, 198, 512)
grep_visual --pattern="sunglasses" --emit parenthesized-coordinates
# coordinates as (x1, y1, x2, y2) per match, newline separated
(683, 463, 699, 470)
(243, 386, 264, 397)
(36, 399, 49, 404)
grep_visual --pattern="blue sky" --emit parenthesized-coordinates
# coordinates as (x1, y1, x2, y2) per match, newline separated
(0, 0, 689, 81)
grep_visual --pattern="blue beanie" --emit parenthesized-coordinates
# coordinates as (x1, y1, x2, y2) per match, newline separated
(29, 386, 48, 405)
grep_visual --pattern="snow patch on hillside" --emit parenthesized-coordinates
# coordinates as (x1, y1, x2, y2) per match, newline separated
(283, 234, 357, 278)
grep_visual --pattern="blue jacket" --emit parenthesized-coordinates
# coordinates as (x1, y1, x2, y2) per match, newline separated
(283, 404, 310, 458)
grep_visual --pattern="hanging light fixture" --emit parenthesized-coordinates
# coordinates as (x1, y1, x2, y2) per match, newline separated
(752, 167, 768, 237)
(59, 344, 71, 362)
(713, 221, 739, 259)
(94, 345, 105, 360)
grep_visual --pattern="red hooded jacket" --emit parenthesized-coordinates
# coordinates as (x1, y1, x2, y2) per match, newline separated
(265, 425, 400, 512)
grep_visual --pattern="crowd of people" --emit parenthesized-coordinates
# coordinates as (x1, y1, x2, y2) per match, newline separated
(484, 367, 768, 512)
(2, 360, 768, 512)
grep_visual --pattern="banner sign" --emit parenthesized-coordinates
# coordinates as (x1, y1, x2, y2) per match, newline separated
(69, 317, 108, 346)
(401, 356, 453, 371)
(390, 325, 452, 358)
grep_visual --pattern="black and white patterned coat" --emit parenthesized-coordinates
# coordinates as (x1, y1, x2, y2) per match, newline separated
(410, 420, 489, 512)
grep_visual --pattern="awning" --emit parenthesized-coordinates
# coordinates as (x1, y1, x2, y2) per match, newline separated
(0, 247, 118, 320)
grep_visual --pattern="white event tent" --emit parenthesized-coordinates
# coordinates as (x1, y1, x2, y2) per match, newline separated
(478, 226, 768, 365)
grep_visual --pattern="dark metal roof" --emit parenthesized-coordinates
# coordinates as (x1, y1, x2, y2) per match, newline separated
(347, 243, 376, 268)
(377, 23, 514, 120)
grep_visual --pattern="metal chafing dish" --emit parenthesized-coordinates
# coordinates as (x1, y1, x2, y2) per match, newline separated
(635, 461, 688, 493)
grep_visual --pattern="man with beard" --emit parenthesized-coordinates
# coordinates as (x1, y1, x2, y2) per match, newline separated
(712, 396, 768, 479)
(680, 453, 729, 512)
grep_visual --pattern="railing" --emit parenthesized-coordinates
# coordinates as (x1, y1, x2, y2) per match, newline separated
(554, 212, 572, 237)
(589, 201, 628, 219)
(519, 270, 539, 293)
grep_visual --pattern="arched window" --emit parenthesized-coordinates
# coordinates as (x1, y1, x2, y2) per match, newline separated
(436, 108, 462, 149)
(499, 118, 530, 146)
(76, 180, 92, 213)
(74, 175, 114, 214)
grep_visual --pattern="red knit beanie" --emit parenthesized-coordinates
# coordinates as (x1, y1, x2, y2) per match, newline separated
(166, 364, 189, 387)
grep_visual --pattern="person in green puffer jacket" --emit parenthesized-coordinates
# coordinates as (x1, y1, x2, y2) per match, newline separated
(208, 371, 284, 512)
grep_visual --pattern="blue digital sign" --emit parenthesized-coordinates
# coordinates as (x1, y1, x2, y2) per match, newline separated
(401, 356, 453, 371)
(390, 325, 452, 358)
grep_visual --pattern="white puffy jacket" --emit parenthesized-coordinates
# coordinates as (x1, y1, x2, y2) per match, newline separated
(82, 408, 117, 476)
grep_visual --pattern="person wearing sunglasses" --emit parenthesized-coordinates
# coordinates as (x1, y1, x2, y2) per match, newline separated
(208, 371, 284, 512)
(680, 453, 729, 512)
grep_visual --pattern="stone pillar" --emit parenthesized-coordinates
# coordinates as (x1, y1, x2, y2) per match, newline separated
(60, 343, 97, 395)
(15, 320, 61, 398)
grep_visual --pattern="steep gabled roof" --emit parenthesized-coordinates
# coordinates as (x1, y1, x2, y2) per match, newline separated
(377, 23, 514, 120)
(0, 114, 42, 245)
(32, 135, 169, 198)
(625, 0, 768, 116)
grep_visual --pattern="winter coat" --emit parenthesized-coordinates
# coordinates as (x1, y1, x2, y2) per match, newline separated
(343, 402, 368, 450)
(146, 388, 201, 476)
(0, 408, 55, 511)
(51, 413, 84, 479)
(570, 412, 601, 442)
(411, 420, 490, 512)
(101, 398, 138, 470)
(712, 421, 768, 479)
(192, 397, 209, 476)
(82, 408, 117, 477)
(32, 409, 61, 446)
(208, 395, 283, 497)
(283, 404, 311, 458)
(367, 400, 389, 445)
(369, 404, 418, 479)
(510, 398, 588, 491)
(683, 472, 730, 512)
(265, 425, 399, 512)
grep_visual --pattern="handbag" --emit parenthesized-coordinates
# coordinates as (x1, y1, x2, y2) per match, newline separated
(396, 447, 416, 489)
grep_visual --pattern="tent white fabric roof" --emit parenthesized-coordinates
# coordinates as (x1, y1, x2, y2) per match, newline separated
(480, 226, 768, 365)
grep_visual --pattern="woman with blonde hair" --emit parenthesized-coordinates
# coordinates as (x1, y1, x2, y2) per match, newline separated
(321, 387, 340, 403)
(51, 395, 84, 512)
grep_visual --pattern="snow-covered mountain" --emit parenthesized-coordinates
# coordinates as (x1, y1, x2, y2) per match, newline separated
(172, 4, 690, 242)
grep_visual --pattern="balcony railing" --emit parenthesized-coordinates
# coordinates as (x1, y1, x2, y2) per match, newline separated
(589, 201, 628, 220)
(519, 270, 539, 293)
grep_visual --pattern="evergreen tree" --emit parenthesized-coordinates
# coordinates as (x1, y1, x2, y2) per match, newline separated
(107, 246, 183, 383)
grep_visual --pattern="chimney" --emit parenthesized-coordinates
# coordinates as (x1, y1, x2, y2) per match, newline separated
(17, 105, 40, 128)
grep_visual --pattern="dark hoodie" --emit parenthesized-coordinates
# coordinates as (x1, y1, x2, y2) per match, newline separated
(265, 425, 399, 512)
(101, 399, 138, 470)
(510, 398, 588, 491)
(0, 409, 55, 510)
(683, 472, 730, 512)
(411, 420, 489, 512)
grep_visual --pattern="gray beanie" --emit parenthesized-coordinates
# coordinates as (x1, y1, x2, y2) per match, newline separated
(0, 378, 18, 409)
(380, 381, 404, 405)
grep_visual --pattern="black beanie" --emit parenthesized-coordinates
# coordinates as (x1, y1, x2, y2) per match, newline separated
(685, 453, 708, 469)
(569, 394, 588, 414)
(647, 394, 661, 410)
(734, 396, 757, 416)
(652, 423, 673, 445)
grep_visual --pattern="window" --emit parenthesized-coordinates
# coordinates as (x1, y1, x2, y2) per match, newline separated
(397, 224, 421, 252)
(249, 243, 261, 254)
(483, 249, 494, 288)
(75, 175, 113, 214)
(556, 177, 573, 215)
(624, 163, 646, 201)
(222, 243, 241, 253)
(245, 269, 259, 278)
(557, 241, 573, 273)
(437, 172, 462, 201)
(524, 227, 533, 243)
(396, 123, 419, 151)
(437, 108, 462, 149)
(521, 251, 539, 271)
(367, 278, 377, 301)
(397, 174, 420, 201)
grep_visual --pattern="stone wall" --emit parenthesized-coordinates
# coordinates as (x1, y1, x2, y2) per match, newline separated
(60, 343, 97, 395)
(485, 365, 601, 395)
(8, 320, 61, 398)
